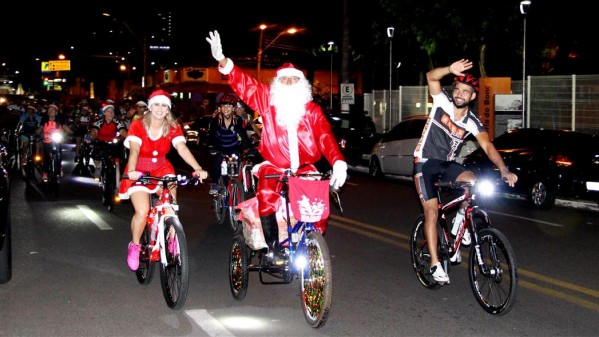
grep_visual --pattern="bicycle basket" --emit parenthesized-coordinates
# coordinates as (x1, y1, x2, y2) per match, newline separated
(288, 176, 330, 222)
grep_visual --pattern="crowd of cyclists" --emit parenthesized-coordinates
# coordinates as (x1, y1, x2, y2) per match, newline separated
(4, 93, 259, 187)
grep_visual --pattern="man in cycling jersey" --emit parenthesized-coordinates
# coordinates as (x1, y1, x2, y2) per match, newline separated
(17, 105, 41, 165)
(413, 59, 518, 284)
(89, 104, 128, 181)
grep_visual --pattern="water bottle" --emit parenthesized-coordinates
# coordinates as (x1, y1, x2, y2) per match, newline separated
(451, 207, 466, 236)
(221, 158, 228, 176)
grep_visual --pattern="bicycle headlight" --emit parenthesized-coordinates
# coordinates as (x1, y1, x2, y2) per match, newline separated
(476, 180, 495, 196)
(294, 254, 307, 269)
(51, 132, 63, 143)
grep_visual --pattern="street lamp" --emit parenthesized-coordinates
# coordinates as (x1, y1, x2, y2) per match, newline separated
(387, 26, 394, 132)
(328, 41, 335, 111)
(256, 25, 297, 83)
(520, 0, 531, 128)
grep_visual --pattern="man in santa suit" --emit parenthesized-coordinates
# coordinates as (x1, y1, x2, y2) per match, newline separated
(206, 30, 348, 263)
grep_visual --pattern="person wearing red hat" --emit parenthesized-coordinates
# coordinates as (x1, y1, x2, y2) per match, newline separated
(118, 89, 209, 271)
(414, 59, 518, 284)
(206, 31, 347, 263)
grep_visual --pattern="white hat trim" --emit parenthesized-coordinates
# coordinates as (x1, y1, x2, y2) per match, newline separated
(148, 95, 171, 108)
(277, 67, 305, 79)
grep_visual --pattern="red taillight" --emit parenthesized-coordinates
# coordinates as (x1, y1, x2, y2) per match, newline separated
(554, 154, 573, 167)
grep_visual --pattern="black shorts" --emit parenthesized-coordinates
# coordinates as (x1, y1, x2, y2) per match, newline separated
(414, 158, 467, 203)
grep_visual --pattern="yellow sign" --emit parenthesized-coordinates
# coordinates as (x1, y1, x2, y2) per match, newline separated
(48, 60, 71, 71)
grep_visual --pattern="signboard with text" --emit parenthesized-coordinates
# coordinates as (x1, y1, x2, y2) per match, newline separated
(43, 60, 71, 71)
(340, 83, 355, 104)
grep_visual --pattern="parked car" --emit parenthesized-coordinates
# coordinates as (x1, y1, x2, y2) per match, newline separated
(0, 136, 12, 284)
(368, 115, 480, 178)
(463, 128, 599, 209)
(328, 112, 383, 166)
(183, 115, 212, 148)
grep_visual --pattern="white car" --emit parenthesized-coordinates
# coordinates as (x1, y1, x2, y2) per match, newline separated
(368, 115, 480, 178)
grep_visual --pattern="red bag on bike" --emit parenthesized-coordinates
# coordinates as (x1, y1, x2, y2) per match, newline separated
(288, 177, 330, 222)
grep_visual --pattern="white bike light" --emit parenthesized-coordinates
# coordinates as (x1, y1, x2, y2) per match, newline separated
(51, 132, 63, 143)
(294, 254, 307, 269)
(477, 180, 495, 197)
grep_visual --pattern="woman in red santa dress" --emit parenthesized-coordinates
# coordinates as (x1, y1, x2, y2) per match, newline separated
(118, 89, 208, 271)
(206, 30, 348, 264)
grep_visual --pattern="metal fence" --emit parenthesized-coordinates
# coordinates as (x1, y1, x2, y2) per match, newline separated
(366, 74, 599, 137)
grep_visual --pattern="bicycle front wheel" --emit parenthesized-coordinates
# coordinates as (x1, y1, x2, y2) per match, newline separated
(410, 215, 447, 289)
(159, 216, 189, 310)
(300, 231, 332, 329)
(227, 180, 243, 233)
(213, 176, 227, 225)
(136, 224, 155, 285)
(469, 227, 518, 315)
(229, 235, 249, 301)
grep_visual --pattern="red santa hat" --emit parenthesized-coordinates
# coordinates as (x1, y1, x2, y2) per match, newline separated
(276, 63, 305, 79)
(148, 89, 171, 108)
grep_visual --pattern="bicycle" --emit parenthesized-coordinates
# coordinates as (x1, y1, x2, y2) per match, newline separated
(72, 134, 94, 177)
(91, 140, 124, 212)
(41, 131, 64, 197)
(127, 173, 198, 310)
(211, 153, 245, 232)
(229, 170, 334, 328)
(17, 133, 42, 183)
(410, 178, 518, 315)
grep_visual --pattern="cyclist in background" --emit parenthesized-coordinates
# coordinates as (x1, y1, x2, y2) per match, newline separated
(89, 104, 128, 180)
(413, 59, 518, 284)
(17, 105, 41, 165)
(207, 94, 253, 195)
(73, 105, 94, 163)
(36, 104, 73, 182)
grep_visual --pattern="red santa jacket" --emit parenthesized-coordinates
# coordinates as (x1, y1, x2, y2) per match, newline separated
(221, 63, 344, 169)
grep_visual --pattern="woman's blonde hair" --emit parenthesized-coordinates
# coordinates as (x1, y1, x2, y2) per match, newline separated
(141, 106, 178, 135)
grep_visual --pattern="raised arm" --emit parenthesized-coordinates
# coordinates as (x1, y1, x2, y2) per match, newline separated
(426, 59, 473, 95)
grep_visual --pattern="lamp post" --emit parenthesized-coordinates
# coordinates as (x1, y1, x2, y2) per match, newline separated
(256, 25, 297, 83)
(520, 0, 531, 128)
(328, 41, 335, 111)
(387, 26, 394, 132)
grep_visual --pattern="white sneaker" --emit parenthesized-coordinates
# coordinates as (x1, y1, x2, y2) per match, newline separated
(450, 248, 462, 264)
(430, 262, 450, 284)
(461, 228, 472, 246)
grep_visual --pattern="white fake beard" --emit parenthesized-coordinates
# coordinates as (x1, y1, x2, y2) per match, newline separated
(271, 79, 312, 128)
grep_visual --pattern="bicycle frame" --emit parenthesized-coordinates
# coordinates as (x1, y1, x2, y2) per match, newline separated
(148, 187, 180, 266)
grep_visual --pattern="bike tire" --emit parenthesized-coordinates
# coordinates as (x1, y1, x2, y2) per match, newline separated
(102, 165, 116, 212)
(212, 176, 227, 225)
(229, 235, 249, 301)
(410, 215, 446, 290)
(136, 225, 155, 285)
(228, 180, 243, 233)
(159, 216, 189, 310)
(300, 231, 332, 328)
(469, 227, 518, 315)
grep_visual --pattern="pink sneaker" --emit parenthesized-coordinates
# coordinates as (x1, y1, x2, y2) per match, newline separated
(127, 242, 142, 271)
(168, 237, 178, 256)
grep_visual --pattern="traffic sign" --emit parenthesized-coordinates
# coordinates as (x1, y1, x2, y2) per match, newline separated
(340, 83, 355, 104)
(48, 60, 71, 71)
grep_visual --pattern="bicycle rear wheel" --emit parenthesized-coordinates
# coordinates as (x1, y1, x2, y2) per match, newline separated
(300, 231, 332, 329)
(469, 227, 518, 315)
(229, 234, 249, 300)
(212, 176, 227, 225)
(228, 180, 243, 233)
(136, 225, 155, 285)
(159, 216, 189, 310)
(410, 215, 447, 289)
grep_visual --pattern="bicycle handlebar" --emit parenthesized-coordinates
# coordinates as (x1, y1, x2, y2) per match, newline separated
(122, 173, 200, 186)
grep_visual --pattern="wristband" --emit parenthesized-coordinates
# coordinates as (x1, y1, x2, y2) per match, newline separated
(448, 66, 453, 75)
(128, 170, 136, 173)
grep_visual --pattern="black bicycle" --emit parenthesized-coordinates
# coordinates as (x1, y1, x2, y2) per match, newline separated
(211, 153, 246, 232)
(91, 140, 124, 212)
(410, 178, 518, 315)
